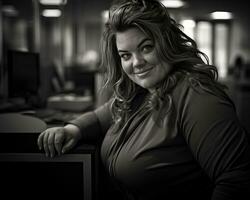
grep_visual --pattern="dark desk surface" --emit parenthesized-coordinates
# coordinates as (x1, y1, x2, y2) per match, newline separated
(0, 106, 84, 125)
(0, 112, 94, 153)
(0, 94, 94, 125)
(0, 113, 47, 133)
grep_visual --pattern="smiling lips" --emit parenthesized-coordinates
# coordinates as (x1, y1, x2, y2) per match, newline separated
(134, 67, 154, 78)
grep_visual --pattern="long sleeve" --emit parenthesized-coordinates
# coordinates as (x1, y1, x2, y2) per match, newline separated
(68, 99, 113, 142)
(177, 81, 250, 199)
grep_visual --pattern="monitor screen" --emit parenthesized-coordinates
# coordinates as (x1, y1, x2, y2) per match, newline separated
(7, 50, 40, 99)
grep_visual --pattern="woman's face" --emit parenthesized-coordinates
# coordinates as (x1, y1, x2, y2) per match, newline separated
(116, 27, 171, 92)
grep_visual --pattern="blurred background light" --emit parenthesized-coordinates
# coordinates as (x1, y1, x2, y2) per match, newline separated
(42, 9, 62, 17)
(39, 0, 67, 5)
(210, 11, 233, 20)
(181, 19, 196, 28)
(2, 5, 18, 17)
(180, 19, 196, 39)
(160, 0, 186, 8)
(101, 10, 109, 23)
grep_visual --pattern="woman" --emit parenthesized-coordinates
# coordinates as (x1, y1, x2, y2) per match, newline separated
(37, 0, 250, 199)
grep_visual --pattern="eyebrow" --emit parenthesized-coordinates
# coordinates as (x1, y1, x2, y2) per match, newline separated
(118, 38, 151, 53)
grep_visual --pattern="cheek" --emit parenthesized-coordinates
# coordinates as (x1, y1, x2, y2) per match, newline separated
(121, 61, 133, 75)
(144, 53, 161, 68)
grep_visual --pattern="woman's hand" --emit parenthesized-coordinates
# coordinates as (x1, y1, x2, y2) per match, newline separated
(37, 124, 81, 157)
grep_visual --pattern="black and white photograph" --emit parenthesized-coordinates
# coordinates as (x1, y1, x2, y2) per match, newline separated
(0, 0, 250, 199)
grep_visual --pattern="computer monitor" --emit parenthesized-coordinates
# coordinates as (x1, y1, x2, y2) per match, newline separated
(7, 50, 40, 101)
(65, 66, 96, 96)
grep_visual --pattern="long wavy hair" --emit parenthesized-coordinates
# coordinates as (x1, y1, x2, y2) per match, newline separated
(100, 0, 228, 124)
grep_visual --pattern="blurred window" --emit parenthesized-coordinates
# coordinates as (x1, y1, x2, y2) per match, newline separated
(195, 20, 231, 79)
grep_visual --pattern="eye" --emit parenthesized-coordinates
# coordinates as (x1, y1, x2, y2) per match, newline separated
(142, 44, 154, 53)
(120, 53, 131, 61)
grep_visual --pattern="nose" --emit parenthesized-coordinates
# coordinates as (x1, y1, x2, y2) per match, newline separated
(133, 53, 146, 67)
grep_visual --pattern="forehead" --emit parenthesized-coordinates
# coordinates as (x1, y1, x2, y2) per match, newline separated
(116, 27, 149, 50)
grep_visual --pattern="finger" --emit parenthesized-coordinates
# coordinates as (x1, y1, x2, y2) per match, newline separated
(43, 131, 50, 157)
(54, 129, 64, 156)
(48, 131, 56, 157)
(37, 131, 45, 150)
(62, 139, 75, 154)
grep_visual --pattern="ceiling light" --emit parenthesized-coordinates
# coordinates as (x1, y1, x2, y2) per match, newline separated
(39, 0, 67, 5)
(210, 11, 233, 20)
(160, 0, 186, 8)
(42, 9, 61, 17)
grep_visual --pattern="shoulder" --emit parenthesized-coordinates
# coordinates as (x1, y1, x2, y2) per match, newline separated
(171, 74, 236, 121)
(172, 74, 231, 103)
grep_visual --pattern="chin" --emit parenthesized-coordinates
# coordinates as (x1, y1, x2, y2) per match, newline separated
(138, 81, 157, 91)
